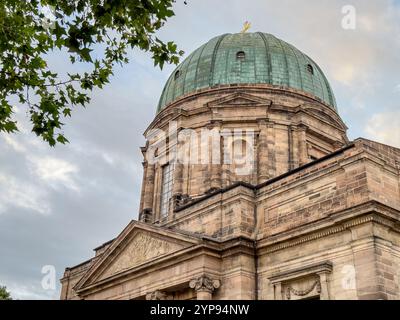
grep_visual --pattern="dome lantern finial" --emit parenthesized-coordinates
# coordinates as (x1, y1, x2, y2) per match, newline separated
(240, 21, 251, 33)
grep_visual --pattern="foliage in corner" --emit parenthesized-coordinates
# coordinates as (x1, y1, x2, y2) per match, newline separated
(0, 0, 184, 145)
(0, 285, 12, 300)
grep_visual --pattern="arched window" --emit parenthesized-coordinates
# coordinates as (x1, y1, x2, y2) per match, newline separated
(307, 64, 314, 75)
(236, 51, 246, 60)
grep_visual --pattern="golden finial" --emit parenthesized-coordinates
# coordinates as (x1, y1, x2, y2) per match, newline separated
(241, 21, 251, 33)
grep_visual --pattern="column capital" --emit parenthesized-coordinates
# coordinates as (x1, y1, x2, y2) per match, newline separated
(189, 275, 220, 293)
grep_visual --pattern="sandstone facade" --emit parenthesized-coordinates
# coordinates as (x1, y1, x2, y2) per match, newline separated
(60, 83, 400, 300)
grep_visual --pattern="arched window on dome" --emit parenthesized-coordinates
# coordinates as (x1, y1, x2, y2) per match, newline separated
(174, 70, 181, 80)
(236, 51, 246, 61)
(307, 64, 314, 75)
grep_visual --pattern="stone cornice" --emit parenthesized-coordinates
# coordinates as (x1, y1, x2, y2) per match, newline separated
(295, 103, 347, 131)
(257, 201, 400, 254)
(146, 84, 339, 133)
(268, 261, 333, 284)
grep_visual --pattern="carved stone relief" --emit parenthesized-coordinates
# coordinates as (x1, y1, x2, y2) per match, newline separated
(99, 232, 184, 280)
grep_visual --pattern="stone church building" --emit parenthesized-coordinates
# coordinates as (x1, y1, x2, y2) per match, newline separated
(60, 32, 400, 300)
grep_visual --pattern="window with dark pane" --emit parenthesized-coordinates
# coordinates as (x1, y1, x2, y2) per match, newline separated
(307, 64, 314, 75)
(160, 163, 174, 218)
(236, 51, 245, 61)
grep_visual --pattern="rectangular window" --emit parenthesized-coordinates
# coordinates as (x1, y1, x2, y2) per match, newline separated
(160, 164, 174, 218)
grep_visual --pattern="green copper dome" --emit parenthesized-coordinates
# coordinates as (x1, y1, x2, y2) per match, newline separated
(157, 32, 337, 112)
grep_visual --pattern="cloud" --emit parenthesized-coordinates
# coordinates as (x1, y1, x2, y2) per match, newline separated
(0, 173, 50, 215)
(365, 112, 400, 148)
(2, 135, 27, 153)
(28, 156, 80, 192)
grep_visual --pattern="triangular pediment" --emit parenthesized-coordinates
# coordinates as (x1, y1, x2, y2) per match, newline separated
(297, 103, 347, 130)
(98, 231, 186, 280)
(207, 92, 272, 108)
(74, 221, 200, 291)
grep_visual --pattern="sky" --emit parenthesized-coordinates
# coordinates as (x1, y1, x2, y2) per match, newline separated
(1, 0, 400, 299)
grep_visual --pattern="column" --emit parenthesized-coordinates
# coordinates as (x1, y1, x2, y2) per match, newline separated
(189, 275, 221, 300)
(258, 120, 269, 183)
(297, 124, 308, 166)
(266, 121, 276, 178)
(139, 161, 147, 214)
(274, 282, 283, 300)
(317, 272, 330, 300)
(140, 162, 155, 222)
(221, 130, 231, 187)
(210, 123, 222, 191)
(288, 125, 294, 171)
(173, 162, 184, 198)
(290, 126, 300, 169)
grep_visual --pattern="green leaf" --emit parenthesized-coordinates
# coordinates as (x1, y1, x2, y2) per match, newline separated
(0, 0, 181, 146)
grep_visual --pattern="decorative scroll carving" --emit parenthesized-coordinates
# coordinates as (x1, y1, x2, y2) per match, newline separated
(286, 279, 321, 300)
(189, 275, 221, 293)
(146, 290, 171, 300)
